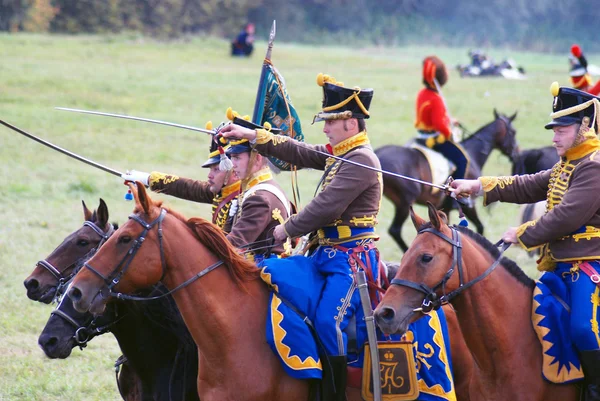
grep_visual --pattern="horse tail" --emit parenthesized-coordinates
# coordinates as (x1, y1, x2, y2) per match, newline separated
(187, 217, 260, 287)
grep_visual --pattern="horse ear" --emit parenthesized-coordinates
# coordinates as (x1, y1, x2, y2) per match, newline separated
(410, 205, 426, 231)
(493, 108, 499, 120)
(136, 181, 152, 215)
(510, 111, 518, 122)
(437, 210, 449, 225)
(97, 198, 109, 228)
(427, 202, 442, 230)
(82, 200, 93, 221)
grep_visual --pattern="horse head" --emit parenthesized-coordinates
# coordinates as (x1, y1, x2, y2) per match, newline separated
(68, 181, 258, 315)
(38, 285, 120, 358)
(24, 199, 115, 304)
(493, 108, 519, 162)
(374, 202, 461, 335)
(68, 183, 169, 315)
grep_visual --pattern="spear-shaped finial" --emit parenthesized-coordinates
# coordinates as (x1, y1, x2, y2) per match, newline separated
(265, 20, 276, 62)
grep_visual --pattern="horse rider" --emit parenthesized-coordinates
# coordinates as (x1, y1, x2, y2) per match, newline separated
(221, 73, 381, 400)
(570, 44, 600, 96)
(122, 115, 291, 260)
(122, 127, 241, 233)
(415, 55, 470, 180)
(451, 83, 600, 401)
(223, 117, 292, 262)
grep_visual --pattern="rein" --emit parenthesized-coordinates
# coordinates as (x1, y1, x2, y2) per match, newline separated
(84, 208, 225, 302)
(462, 116, 516, 162)
(50, 302, 126, 348)
(37, 220, 115, 301)
(390, 225, 510, 313)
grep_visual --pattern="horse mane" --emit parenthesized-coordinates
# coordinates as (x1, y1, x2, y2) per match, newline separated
(417, 222, 534, 289)
(455, 225, 534, 289)
(186, 217, 260, 286)
(133, 194, 259, 287)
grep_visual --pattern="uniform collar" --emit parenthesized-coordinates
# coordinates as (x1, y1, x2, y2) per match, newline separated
(565, 136, 600, 161)
(245, 167, 273, 189)
(329, 131, 370, 156)
(221, 180, 241, 198)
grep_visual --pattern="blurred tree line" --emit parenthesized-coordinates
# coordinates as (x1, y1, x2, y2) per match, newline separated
(1, 0, 599, 52)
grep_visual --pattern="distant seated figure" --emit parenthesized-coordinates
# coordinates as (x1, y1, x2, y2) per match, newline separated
(231, 23, 255, 57)
(469, 49, 486, 67)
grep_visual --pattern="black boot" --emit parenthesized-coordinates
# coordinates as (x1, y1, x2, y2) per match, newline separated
(580, 349, 600, 401)
(320, 356, 347, 401)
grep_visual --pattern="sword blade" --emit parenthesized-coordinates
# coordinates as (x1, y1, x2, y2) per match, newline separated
(307, 146, 449, 190)
(0, 120, 123, 177)
(55, 107, 215, 135)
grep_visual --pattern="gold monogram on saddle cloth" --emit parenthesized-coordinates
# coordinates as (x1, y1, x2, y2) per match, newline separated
(362, 341, 419, 401)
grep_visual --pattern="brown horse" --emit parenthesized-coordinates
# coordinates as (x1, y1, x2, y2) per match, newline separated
(373, 203, 578, 401)
(67, 183, 477, 401)
(24, 199, 115, 303)
(376, 110, 518, 251)
(68, 182, 313, 401)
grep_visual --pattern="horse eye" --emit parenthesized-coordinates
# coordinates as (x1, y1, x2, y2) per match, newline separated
(77, 239, 89, 247)
(421, 254, 433, 264)
(118, 236, 132, 244)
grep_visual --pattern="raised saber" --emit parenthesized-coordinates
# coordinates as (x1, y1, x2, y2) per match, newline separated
(55, 107, 215, 135)
(0, 119, 123, 177)
(302, 146, 448, 191)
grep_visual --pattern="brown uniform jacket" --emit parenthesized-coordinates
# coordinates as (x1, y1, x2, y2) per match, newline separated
(226, 167, 290, 256)
(481, 137, 600, 266)
(254, 129, 382, 242)
(149, 172, 240, 233)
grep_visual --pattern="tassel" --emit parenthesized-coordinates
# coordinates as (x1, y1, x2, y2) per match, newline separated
(455, 198, 469, 227)
(124, 189, 134, 201)
(218, 142, 233, 171)
(458, 207, 468, 227)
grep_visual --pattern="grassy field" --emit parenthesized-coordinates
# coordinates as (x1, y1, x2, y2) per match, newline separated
(0, 33, 577, 400)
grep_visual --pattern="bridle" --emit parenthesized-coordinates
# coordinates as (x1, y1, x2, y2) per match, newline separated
(83, 208, 224, 302)
(50, 295, 124, 348)
(389, 225, 510, 313)
(37, 220, 115, 299)
(497, 115, 519, 162)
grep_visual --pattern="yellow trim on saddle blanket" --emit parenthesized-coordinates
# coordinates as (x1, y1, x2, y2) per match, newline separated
(532, 283, 584, 383)
(269, 295, 322, 370)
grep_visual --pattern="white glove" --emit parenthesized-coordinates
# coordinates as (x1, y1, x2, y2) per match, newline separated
(122, 170, 150, 187)
(449, 179, 482, 199)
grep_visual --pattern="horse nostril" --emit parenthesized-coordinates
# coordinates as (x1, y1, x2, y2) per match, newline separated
(46, 337, 58, 348)
(69, 287, 82, 303)
(379, 306, 396, 322)
(24, 278, 40, 291)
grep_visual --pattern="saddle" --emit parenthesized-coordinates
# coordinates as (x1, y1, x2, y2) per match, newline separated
(409, 141, 456, 192)
(261, 258, 455, 401)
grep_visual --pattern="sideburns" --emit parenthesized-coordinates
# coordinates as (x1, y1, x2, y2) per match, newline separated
(343, 120, 349, 132)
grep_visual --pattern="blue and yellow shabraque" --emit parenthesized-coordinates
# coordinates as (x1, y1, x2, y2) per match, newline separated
(532, 271, 584, 383)
(260, 256, 456, 400)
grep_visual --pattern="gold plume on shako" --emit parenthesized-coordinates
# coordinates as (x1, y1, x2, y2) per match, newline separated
(316, 72, 343, 87)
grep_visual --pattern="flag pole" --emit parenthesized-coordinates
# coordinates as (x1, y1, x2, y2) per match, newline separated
(251, 20, 276, 124)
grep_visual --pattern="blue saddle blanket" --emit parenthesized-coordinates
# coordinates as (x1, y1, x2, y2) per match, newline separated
(261, 256, 456, 400)
(532, 271, 584, 383)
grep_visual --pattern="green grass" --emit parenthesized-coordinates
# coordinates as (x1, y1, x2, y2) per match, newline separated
(0, 33, 578, 400)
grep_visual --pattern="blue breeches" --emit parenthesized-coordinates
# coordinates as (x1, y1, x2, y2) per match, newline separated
(311, 242, 380, 356)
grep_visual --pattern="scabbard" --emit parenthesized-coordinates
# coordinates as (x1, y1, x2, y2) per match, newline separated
(356, 270, 382, 401)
